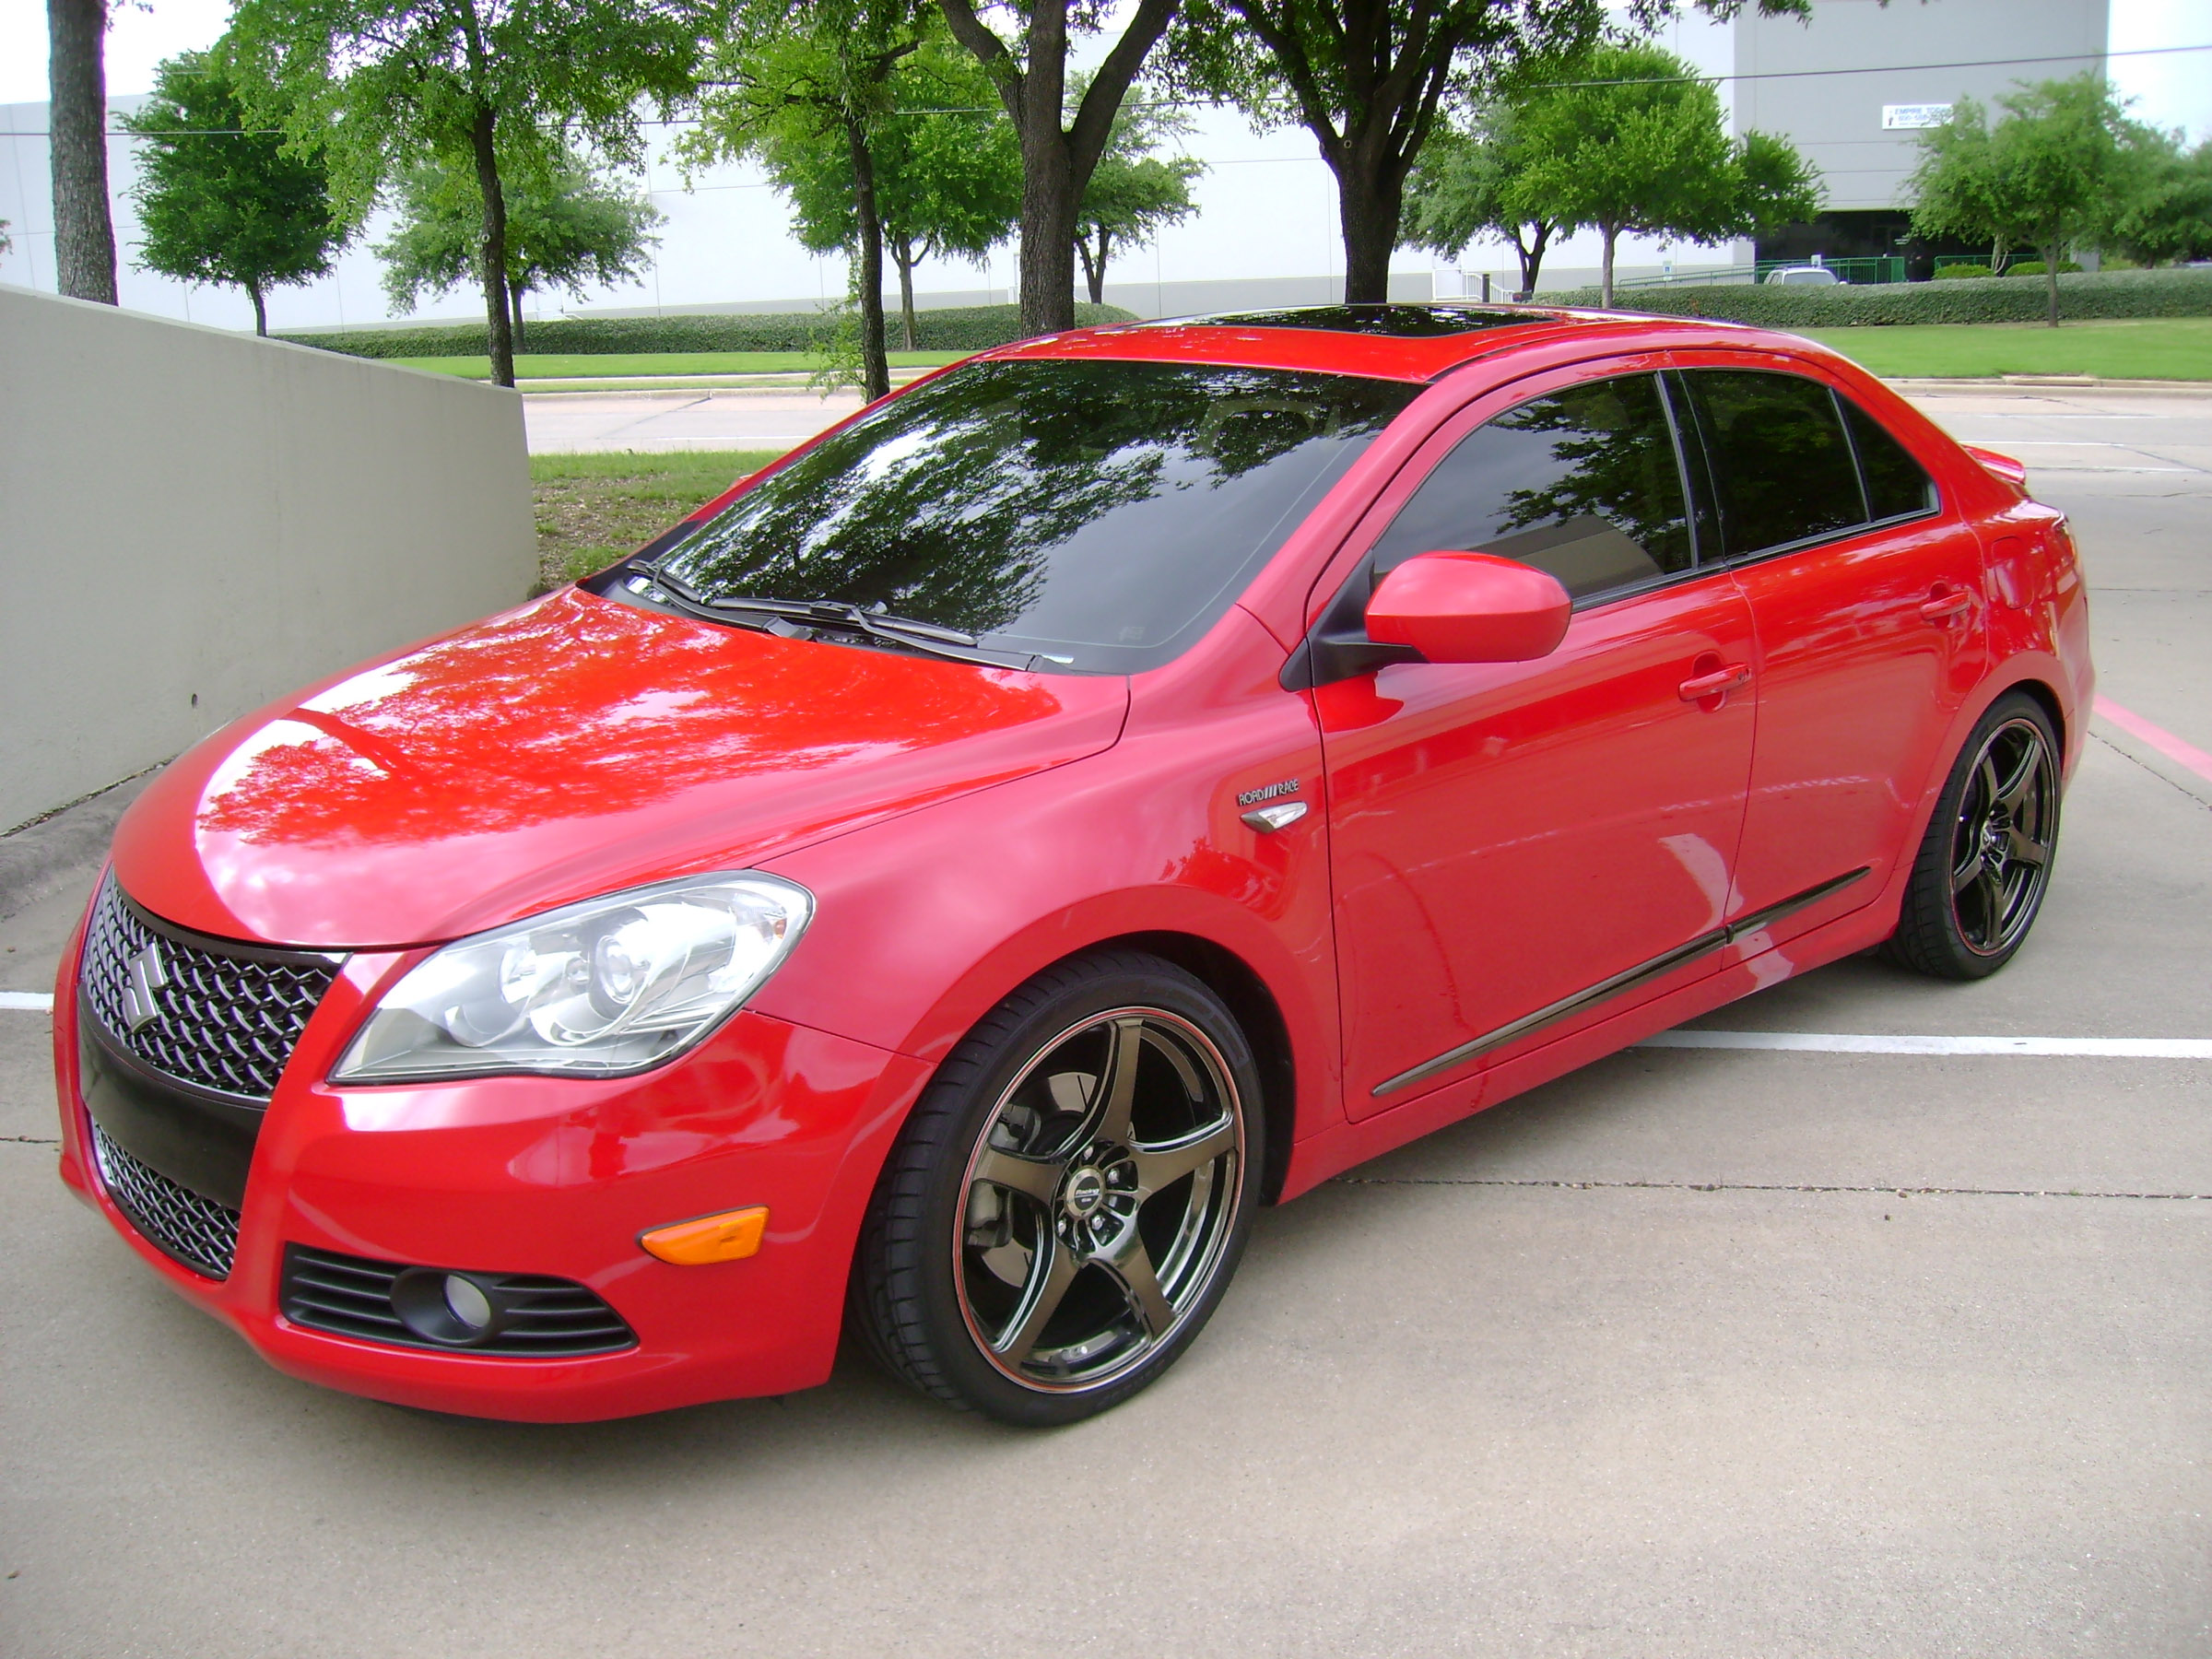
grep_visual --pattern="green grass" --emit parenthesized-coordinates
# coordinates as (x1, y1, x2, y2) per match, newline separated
(400, 349, 968, 381)
(1795, 318, 2212, 382)
(530, 447, 782, 592)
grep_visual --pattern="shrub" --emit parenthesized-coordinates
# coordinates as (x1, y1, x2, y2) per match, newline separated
(278, 302, 1137, 360)
(1538, 265, 2212, 325)
(2004, 260, 2084, 276)
(1934, 264, 1994, 279)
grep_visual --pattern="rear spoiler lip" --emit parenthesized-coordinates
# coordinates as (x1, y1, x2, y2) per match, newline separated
(1963, 443, 2030, 492)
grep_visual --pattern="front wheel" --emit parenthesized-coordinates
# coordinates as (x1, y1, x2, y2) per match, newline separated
(850, 950, 1265, 1426)
(1882, 691, 2063, 980)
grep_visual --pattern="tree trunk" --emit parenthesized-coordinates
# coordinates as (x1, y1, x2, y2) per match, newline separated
(938, 0, 1174, 338)
(47, 0, 117, 304)
(1600, 222, 1620, 308)
(1335, 159, 1402, 305)
(2042, 237, 2060, 327)
(510, 278, 525, 354)
(1077, 229, 1108, 305)
(468, 105, 516, 387)
(247, 280, 266, 337)
(891, 238, 917, 350)
(1516, 221, 1552, 300)
(844, 119, 891, 401)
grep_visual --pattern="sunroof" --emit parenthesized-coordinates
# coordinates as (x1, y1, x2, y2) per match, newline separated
(1168, 304, 1539, 338)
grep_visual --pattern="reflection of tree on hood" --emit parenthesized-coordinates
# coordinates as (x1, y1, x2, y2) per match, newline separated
(663, 359, 1410, 640)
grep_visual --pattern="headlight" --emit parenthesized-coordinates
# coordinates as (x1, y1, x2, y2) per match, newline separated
(331, 873, 813, 1084)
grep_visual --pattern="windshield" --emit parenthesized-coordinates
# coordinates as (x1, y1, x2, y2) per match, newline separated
(641, 358, 1418, 674)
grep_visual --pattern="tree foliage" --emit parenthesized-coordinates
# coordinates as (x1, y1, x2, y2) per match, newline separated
(2107, 137, 2212, 267)
(377, 138, 663, 343)
(1071, 80, 1203, 304)
(226, 0, 717, 385)
(691, 18, 1019, 357)
(1402, 98, 1571, 297)
(688, 1, 938, 395)
(1511, 40, 1820, 306)
(1907, 74, 2157, 326)
(122, 52, 354, 335)
(1171, 1, 1809, 307)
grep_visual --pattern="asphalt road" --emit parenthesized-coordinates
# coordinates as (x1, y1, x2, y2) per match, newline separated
(4, 388, 2207, 1657)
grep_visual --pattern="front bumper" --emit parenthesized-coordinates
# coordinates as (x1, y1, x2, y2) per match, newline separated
(53, 927, 931, 1421)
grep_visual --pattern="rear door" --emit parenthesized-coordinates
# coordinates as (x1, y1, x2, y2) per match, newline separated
(1312, 365, 1759, 1115)
(1674, 364, 1988, 953)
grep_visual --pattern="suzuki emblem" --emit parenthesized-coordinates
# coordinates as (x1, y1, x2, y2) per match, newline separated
(121, 940, 170, 1033)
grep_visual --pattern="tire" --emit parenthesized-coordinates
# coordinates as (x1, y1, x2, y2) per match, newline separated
(1881, 691, 2063, 981)
(849, 948, 1265, 1426)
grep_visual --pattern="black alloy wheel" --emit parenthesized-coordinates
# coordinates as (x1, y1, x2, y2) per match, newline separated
(851, 950, 1263, 1425)
(1884, 692, 2062, 980)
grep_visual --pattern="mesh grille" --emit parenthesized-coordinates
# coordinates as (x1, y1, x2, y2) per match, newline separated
(282, 1247, 639, 1358)
(89, 1120, 241, 1279)
(80, 877, 343, 1101)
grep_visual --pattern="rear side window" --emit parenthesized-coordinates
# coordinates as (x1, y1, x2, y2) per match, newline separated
(1841, 397, 1938, 522)
(1682, 370, 1865, 557)
(1368, 372, 1694, 602)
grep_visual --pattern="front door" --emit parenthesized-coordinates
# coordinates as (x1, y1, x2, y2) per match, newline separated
(1313, 367, 1759, 1115)
(1674, 366, 1989, 949)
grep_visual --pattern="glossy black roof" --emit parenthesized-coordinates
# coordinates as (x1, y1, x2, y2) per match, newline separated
(1158, 303, 1543, 338)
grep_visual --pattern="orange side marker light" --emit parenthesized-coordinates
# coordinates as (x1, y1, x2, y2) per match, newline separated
(640, 1206, 769, 1265)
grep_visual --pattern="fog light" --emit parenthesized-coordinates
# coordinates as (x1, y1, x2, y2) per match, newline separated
(640, 1206, 769, 1265)
(392, 1266, 504, 1346)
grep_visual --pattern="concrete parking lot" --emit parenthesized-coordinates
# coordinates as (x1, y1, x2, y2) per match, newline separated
(3, 386, 2207, 1656)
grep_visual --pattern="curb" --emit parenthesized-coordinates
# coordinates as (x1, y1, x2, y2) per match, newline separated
(1885, 376, 2212, 394)
(0, 771, 157, 924)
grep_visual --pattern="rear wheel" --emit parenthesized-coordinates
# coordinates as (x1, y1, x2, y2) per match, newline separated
(1882, 691, 2062, 980)
(850, 950, 1264, 1426)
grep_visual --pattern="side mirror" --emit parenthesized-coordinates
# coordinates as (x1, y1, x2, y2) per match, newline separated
(1365, 550, 1572, 665)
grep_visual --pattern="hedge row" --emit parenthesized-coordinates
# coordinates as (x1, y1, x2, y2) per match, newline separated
(277, 301, 1138, 359)
(1540, 266, 2212, 326)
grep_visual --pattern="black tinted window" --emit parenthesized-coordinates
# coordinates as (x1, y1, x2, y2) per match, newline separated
(1841, 397, 1938, 521)
(652, 359, 1416, 674)
(1369, 372, 1693, 601)
(1684, 370, 1865, 557)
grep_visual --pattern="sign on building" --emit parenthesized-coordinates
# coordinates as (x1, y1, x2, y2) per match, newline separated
(1882, 104, 1955, 131)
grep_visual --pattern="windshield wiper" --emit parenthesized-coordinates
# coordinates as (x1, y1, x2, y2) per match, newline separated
(629, 567, 1051, 669)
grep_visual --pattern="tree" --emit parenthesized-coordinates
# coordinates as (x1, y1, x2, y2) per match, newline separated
(1071, 82, 1203, 305)
(48, 0, 117, 303)
(121, 53, 354, 336)
(1402, 100, 1573, 298)
(1512, 40, 1820, 306)
(1907, 74, 2151, 327)
(689, 1, 935, 398)
(378, 140, 663, 346)
(2107, 136, 2212, 266)
(1172, 1, 1809, 307)
(938, 0, 1178, 335)
(691, 19, 1019, 358)
(227, 0, 716, 386)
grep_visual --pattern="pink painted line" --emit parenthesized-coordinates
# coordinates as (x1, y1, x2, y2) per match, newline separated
(2096, 695, 2212, 784)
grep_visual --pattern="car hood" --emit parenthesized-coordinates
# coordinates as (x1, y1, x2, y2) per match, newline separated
(111, 588, 1130, 948)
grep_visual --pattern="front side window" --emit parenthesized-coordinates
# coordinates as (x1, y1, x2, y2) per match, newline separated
(647, 359, 1418, 674)
(1681, 369, 1866, 557)
(1367, 371, 1695, 602)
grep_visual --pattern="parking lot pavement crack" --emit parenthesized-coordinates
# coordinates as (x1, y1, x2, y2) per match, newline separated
(2090, 731, 2212, 812)
(1335, 1176, 2212, 1201)
(2, 1135, 59, 1146)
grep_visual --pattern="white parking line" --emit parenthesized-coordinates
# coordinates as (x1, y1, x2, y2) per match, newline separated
(1641, 1030, 2212, 1057)
(0, 993, 53, 1011)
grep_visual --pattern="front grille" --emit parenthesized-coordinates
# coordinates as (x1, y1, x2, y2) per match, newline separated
(89, 1119, 241, 1279)
(281, 1247, 638, 1358)
(80, 876, 344, 1101)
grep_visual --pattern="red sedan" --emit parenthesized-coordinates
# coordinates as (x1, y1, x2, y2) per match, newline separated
(53, 304, 2091, 1426)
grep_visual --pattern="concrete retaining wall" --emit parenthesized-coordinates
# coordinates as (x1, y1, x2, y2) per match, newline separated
(0, 284, 535, 832)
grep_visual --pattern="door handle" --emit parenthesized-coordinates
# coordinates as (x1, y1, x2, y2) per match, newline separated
(1920, 588, 1972, 623)
(1678, 663, 1751, 702)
